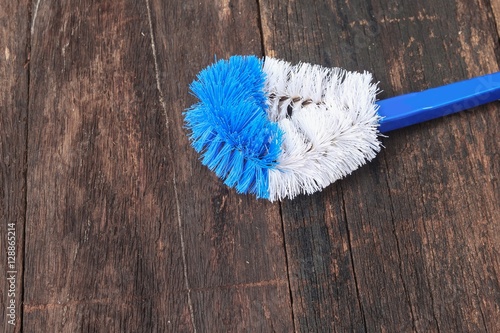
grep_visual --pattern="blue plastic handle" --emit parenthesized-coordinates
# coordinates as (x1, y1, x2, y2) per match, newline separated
(377, 72, 500, 133)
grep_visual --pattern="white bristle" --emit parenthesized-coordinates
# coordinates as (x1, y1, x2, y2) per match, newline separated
(263, 57, 382, 201)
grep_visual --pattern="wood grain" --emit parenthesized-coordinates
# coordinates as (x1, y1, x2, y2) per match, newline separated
(25, 0, 194, 331)
(0, 1, 29, 332)
(146, 0, 294, 331)
(261, 0, 500, 331)
(23, 0, 293, 332)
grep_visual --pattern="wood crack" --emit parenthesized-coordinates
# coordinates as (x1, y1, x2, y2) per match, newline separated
(277, 202, 297, 333)
(340, 185, 368, 332)
(31, 0, 41, 35)
(145, 0, 196, 332)
(412, 154, 442, 333)
(382, 157, 419, 331)
(255, 0, 266, 57)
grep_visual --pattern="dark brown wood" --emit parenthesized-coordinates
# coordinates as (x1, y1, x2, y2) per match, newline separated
(261, 0, 500, 332)
(22, 0, 293, 332)
(0, 1, 29, 332)
(146, 0, 294, 331)
(24, 0, 195, 331)
(1, 0, 499, 332)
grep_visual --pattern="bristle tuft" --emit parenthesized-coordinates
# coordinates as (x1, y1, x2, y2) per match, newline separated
(263, 57, 381, 201)
(184, 56, 283, 199)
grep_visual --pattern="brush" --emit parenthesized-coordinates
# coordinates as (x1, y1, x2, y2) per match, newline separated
(184, 55, 500, 201)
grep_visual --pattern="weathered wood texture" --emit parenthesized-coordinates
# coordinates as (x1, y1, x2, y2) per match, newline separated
(261, 0, 500, 331)
(0, 0, 498, 332)
(146, 0, 293, 331)
(0, 1, 29, 332)
(23, 0, 291, 332)
(24, 1, 194, 331)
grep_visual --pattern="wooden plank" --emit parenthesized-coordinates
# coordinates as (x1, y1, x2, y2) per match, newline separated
(146, 0, 294, 331)
(0, 1, 29, 332)
(261, 0, 500, 331)
(13, 0, 500, 331)
(24, 0, 294, 332)
(24, 1, 193, 331)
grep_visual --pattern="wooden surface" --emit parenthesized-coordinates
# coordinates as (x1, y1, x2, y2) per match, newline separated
(1, 0, 499, 332)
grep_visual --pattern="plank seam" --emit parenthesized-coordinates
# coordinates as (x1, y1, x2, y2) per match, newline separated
(386, 187, 418, 331)
(340, 186, 368, 332)
(145, 0, 197, 332)
(255, 0, 266, 56)
(413, 159, 442, 333)
(21, 1, 34, 331)
(278, 203, 297, 332)
(257, 0, 296, 329)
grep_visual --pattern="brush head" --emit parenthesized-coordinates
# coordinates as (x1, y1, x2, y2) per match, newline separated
(185, 55, 382, 201)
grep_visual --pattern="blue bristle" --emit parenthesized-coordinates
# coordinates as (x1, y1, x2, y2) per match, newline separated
(184, 55, 282, 199)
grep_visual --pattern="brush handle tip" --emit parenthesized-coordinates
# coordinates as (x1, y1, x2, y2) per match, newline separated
(377, 72, 500, 133)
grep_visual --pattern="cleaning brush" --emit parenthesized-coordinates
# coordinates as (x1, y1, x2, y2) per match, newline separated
(184, 55, 500, 201)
